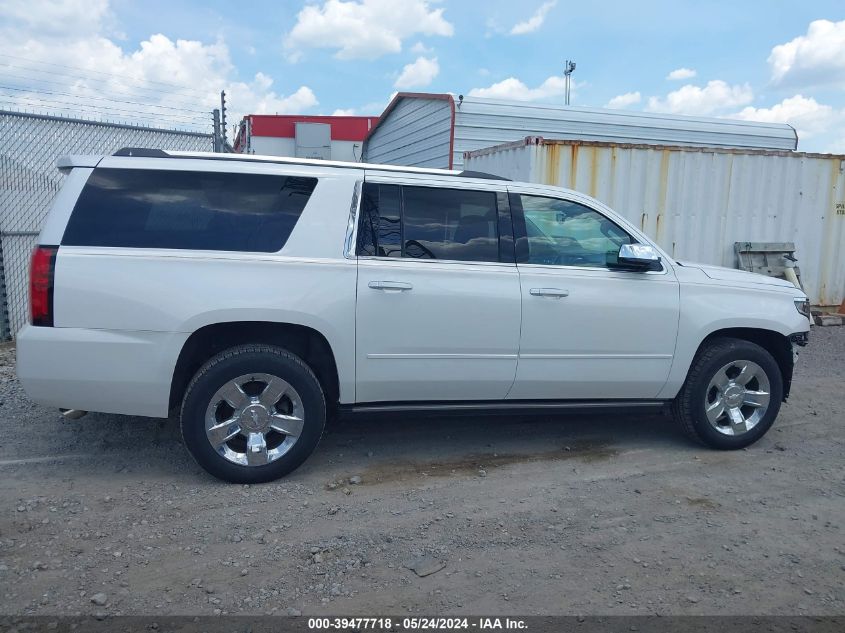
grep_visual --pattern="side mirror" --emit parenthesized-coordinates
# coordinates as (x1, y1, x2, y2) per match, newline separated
(607, 243, 662, 272)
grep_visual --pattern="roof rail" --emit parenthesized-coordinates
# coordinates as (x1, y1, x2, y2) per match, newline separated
(457, 170, 510, 181)
(113, 148, 169, 157)
(107, 148, 515, 181)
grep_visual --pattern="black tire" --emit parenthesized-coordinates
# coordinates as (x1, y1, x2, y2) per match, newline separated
(180, 344, 326, 483)
(672, 337, 783, 450)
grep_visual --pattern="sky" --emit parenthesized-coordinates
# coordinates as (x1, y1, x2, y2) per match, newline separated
(2, 0, 845, 152)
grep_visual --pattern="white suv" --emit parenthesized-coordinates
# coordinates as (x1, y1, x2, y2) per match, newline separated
(17, 148, 811, 483)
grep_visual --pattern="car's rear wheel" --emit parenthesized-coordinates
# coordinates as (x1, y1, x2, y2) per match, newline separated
(181, 344, 326, 483)
(673, 337, 783, 449)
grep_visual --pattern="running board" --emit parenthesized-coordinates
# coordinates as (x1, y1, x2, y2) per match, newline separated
(339, 400, 668, 416)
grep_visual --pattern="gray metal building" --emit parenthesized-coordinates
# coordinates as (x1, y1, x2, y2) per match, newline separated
(362, 93, 798, 170)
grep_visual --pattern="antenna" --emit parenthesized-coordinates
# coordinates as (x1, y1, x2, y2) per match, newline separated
(564, 60, 576, 105)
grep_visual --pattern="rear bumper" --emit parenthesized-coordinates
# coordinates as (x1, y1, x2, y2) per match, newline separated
(16, 325, 188, 418)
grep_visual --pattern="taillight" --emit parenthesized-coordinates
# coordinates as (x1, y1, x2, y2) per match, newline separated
(30, 246, 57, 327)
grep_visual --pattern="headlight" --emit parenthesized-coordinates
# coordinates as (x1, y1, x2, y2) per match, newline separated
(794, 298, 811, 319)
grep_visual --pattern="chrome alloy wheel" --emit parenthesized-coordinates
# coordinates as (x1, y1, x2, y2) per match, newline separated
(204, 373, 304, 467)
(704, 360, 771, 436)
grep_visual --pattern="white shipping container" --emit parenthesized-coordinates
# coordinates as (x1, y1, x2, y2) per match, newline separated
(465, 137, 845, 306)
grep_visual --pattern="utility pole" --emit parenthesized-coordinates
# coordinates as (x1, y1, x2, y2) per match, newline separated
(564, 60, 576, 105)
(212, 109, 221, 152)
(220, 91, 229, 149)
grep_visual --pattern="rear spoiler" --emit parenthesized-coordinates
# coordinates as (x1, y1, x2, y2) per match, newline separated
(56, 155, 102, 174)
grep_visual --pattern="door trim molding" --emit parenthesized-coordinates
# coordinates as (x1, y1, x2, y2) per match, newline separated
(341, 399, 668, 415)
(367, 353, 518, 360)
(518, 353, 672, 359)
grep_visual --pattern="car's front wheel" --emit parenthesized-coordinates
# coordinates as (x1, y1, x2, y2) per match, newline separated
(180, 344, 326, 483)
(673, 337, 783, 449)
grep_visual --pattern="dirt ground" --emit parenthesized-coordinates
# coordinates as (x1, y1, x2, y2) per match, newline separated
(1, 329, 843, 617)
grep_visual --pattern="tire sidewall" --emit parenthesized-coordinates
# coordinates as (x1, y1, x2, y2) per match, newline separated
(686, 340, 783, 449)
(181, 348, 326, 483)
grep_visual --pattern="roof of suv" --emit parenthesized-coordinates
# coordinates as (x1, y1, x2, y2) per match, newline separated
(56, 148, 510, 181)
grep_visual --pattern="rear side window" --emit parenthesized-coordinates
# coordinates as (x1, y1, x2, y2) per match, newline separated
(62, 168, 317, 252)
(358, 182, 500, 263)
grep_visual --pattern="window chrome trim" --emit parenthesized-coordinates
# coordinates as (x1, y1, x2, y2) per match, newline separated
(516, 261, 669, 276)
(344, 179, 363, 259)
(357, 255, 517, 268)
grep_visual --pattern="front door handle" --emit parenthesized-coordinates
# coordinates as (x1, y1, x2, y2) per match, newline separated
(369, 281, 413, 291)
(529, 287, 569, 298)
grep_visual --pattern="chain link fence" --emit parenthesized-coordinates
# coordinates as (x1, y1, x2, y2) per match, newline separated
(0, 109, 213, 339)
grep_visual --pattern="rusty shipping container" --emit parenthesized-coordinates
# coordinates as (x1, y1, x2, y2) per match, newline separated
(464, 137, 845, 307)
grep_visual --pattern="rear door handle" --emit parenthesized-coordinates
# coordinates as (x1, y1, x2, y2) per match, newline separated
(369, 281, 413, 291)
(529, 287, 569, 298)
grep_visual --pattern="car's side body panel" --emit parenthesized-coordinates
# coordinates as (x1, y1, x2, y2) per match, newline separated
(16, 324, 188, 417)
(355, 257, 522, 402)
(19, 157, 363, 414)
(656, 265, 811, 399)
(504, 183, 681, 399)
(509, 263, 680, 399)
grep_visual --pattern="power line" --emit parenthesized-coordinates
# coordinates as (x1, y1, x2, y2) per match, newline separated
(0, 97, 208, 126)
(0, 53, 205, 96)
(0, 66, 208, 107)
(0, 84, 210, 116)
(0, 94, 209, 126)
(0, 101, 211, 132)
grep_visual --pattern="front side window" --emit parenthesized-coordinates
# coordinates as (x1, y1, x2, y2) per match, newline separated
(63, 168, 317, 252)
(357, 183, 501, 263)
(516, 194, 632, 267)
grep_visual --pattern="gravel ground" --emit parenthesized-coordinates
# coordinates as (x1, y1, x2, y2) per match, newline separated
(0, 329, 843, 616)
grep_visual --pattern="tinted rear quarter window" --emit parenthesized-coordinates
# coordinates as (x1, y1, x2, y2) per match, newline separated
(62, 168, 317, 252)
(358, 182, 402, 257)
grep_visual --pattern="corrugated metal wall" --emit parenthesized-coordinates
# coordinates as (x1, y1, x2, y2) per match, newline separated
(450, 96, 797, 169)
(365, 95, 797, 171)
(363, 98, 452, 167)
(466, 138, 845, 306)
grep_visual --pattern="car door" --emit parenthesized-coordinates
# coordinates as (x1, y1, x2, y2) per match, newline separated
(508, 187, 680, 400)
(354, 176, 521, 403)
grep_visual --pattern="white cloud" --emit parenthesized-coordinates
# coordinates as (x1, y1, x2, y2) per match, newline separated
(666, 67, 696, 81)
(234, 74, 318, 115)
(646, 80, 753, 115)
(0, 0, 318, 130)
(331, 108, 358, 116)
(605, 91, 641, 109)
(768, 19, 845, 88)
(4, 0, 112, 37)
(732, 95, 845, 153)
(394, 56, 439, 89)
(410, 41, 432, 55)
(468, 74, 573, 102)
(510, 1, 557, 36)
(284, 0, 453, 61)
